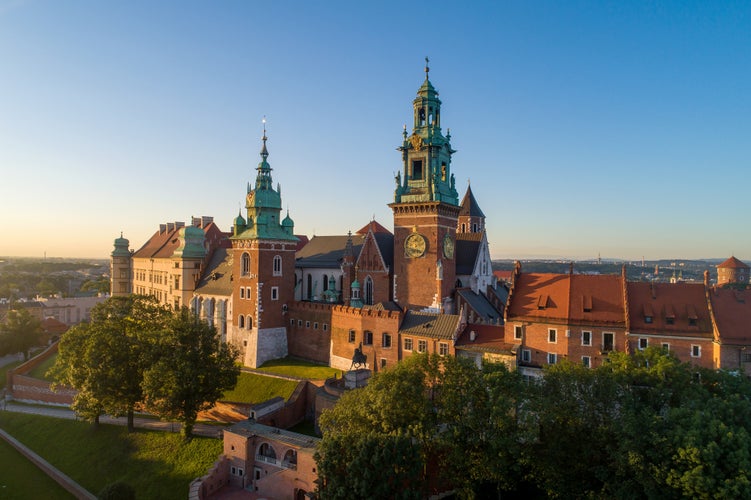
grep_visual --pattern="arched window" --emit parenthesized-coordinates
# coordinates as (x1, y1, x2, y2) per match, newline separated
(283, 449, 298, 469)
(241, 253, 250, 276)
(238, 315, 245, 328)
(247, 315, 253, 330)
(461, 223, 466, 233)
(258, 443, 276, 460)
(364, 276, 374, 305)
(273, 255, 282, 276)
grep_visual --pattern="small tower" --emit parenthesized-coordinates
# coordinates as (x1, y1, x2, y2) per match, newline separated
(457, 183, 485, 234)
(230, 123, 298, 368)
(717, 256, 750, 286)
(110, 233, 132, 296)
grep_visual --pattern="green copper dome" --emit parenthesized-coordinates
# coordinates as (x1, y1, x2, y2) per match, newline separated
(111, 233, 131, 257)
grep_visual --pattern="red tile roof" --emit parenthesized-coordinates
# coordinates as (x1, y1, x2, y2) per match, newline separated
(456, 323, 515, 354)
(506, 273, 571, 322)
(568, 274, 626, 325)
(709, 288, 751, 343)
(717, 256, 749, 269)
(356, 219, 392, 236)
(132, 226, 183, 259)
(627, 282, 711, 335)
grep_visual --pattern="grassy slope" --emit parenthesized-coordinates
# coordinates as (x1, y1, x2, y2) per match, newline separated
(221, 371, 298, 403)
(0, 413, 222, 499)
(0, 438, 74, 499)
(256, 357, 342, 379)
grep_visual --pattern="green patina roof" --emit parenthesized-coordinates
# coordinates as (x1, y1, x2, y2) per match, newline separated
(173, 226, 206, 259)
(111, 234, 131, 257)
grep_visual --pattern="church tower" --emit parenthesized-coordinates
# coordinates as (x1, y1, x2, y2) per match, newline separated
(231, 124, 298, 368)
(389, 60, 460, 310)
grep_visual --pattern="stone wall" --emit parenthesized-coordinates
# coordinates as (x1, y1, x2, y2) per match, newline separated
(189, 456, 230, 500)
(7, 342, 75, 405)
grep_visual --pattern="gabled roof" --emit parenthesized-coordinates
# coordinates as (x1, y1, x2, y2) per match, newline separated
(457, 289, 503, 323)
(455, 323, 515, 354)
(627, 282, 711, 335)
(456, 239, 481, 276)
(459, 185, 485, 218)
(372, 232, 394, 268)
(132, 225, 183, 259)
(709, 288, 751, 344)
(506, 273, 571, 322)
(356, 220, 392, 236)
(399, 311, 461, 340)
(195, 247, 233, 296)
(295, 235, 364, 269)
(718, 256, 749, 269)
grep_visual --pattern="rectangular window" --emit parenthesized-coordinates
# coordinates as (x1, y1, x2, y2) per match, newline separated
(662, 342, 670, 351)
(582, 356, 591, 368)
(380, 358, 387, 369)
(241, 287, 246, 300)
(743, 353, 751, 363)
(439, 342, 448, 356)
(313, 322, 318, 330)
(691, 345, 701, 358)
(298, 319, 303, 327)
(602, 332, 614, 352)
(404, 338, 413, 351)
(271, 286, 279, 301)
(348, 330, 356, 343)
(323, 323, 328, 331)
(688, 318, 697, 326)
(665, 317, 675, 325)
(514, 325, 523, 340)
(290, 318, 295, 326)
(548, 329, 557, 343)
(644, 315, 653, 324)
(638, 338, 648, 350)
(382, 333, 392, 348)
(305, 321, 310, 328)
(547, 353, 557, 365)
(364, 331, 373, 345)
(521, 349, 531, 363)
(582, 331, 592, 346)
(417, 340, 427, 353)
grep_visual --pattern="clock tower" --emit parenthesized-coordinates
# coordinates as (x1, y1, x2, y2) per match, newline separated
(390, 60, 460, 310)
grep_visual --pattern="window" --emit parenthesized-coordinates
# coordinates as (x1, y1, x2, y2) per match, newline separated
(348, 330, 356, 343)
(743, 353, 751, 363)
(323, 323, 328, 331)
(380, 358, 387, 369)
(174, 276, 180, 289)
(313, 322, 318, 330)
(240, 288, 245, 299)
(638, 338, 648, 350)
(363, 331, 373, 345)
(582, 331, 592, 346)
(305, 321, 310, 328)
(691, 345, 701, 358)
(644, 315, 653, 324)
(688, 318, 697, 326)
(382, 333, 392, 348)
(582, 356, 591, 368)
(665, 317, 675, 325)
(404, 338, 413, 351)
(521, 349, 531, 363)
(417, 340, 427, 353)
(602, 332, 614, 352)
(247, 315, 252, 330)
(662, 343, 670, 351)
(364, 276, 374, 305)
(241, 253, 250, 276)
(298, 319, 303, 327)
(439, 342, 448, 356)
(290, 318, 295, 326)
(514, 325, 523, 340)
(547, 353, 557, 365)
(273, 255, 282, 276)
(238, 316, 245, 328)
(548, 329, 557, 343)
(412, 159, 423, 179)
(271, 286, 279, 300)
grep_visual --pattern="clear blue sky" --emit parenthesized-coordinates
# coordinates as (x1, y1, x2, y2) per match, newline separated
(1, 1, 749, 261)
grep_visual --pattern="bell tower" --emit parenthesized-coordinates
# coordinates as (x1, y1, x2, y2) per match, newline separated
(389, 60, 460, 310)
(230, 123, 298, 368)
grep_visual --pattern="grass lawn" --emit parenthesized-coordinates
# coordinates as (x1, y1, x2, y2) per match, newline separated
(221, 371, 298, 403)
(0, 437, 74, 499)
(256, 357, 342, 379)
(0, 360, 24, 390)
(0, 412, 222, 499)
(26, 352, 57, 381)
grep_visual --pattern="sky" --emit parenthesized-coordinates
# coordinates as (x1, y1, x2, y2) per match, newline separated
(1, 1, 749, 261)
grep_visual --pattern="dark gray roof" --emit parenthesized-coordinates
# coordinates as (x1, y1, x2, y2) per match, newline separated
(227, 419, 320, 450)
(458, 289, 504, 323)
(459, 185, 485, 218)
(399, 311, 461, 340)
(195, 248, 233, 296)
(488, 282, 510, 306)
(296, 235, 364, 269)
(372, 232, 394, 268)
(366, 301, 402, 312)
(455, 239, 481, 275)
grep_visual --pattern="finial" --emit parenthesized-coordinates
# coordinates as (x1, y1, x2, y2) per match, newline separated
(425, 56, 430, 76)
(467, 178, 471, 186)
(446, 128, 451, 141)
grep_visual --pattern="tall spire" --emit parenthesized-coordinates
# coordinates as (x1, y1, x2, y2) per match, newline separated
(255, 117, 273, 191)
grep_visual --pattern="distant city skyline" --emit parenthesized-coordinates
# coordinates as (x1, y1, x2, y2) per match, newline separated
(1, 1, 749, 261)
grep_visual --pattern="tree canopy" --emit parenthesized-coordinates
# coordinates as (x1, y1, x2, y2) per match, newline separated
(0, 308, 43, 360)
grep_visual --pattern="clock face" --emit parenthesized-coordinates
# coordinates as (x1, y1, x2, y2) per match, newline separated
(405, 233, 427, 258)
(443, 235, 454, 259)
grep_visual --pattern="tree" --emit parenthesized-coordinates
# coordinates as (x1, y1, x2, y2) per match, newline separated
(0, 308, 42, 360)
(49, 295, 171, 430)
(141, 308, 239, 439)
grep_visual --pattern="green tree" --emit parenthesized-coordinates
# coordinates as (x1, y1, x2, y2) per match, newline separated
(141, 308, 239, 439)
(49, 295, 171, 430)
(0, 308, 42, 360)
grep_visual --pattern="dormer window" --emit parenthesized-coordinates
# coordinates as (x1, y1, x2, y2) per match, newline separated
(643, 303, 654, 324)
(665, 305, 676, 325)
(537, 294, 549, 310)
(583, 295, 592, 313)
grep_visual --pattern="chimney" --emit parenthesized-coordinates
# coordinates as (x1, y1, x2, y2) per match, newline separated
(159, 224, 166, 234)
(704, 270, 710, 287)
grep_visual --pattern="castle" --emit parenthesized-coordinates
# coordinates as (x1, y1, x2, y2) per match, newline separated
(111, 64, 751, 377)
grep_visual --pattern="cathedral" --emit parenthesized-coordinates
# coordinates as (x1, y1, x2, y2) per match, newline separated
(111, 63, 505, 370)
